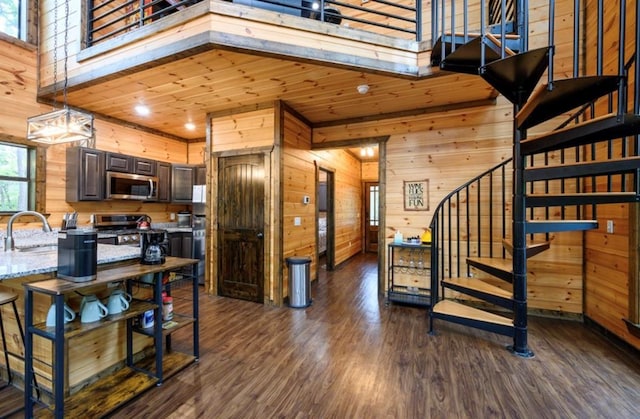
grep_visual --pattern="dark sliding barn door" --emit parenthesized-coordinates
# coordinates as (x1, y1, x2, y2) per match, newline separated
(218, 154, 265, 302)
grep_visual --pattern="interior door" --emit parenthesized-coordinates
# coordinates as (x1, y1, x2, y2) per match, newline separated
(364, 182, 379, 253)
(218, 154, 265, 302)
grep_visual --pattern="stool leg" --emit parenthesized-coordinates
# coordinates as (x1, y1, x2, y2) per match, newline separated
(0, 307, 11, 384)
(11, 301, 40, 399)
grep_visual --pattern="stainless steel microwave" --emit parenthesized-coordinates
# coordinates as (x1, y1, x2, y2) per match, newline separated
(106, 171, 158, 201)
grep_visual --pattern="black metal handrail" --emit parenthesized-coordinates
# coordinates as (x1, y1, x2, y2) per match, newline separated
(86, 0, 420, 47)
(429, 158, 512, 306)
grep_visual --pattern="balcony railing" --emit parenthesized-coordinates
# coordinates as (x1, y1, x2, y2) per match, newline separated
(86, 0, 421, 47)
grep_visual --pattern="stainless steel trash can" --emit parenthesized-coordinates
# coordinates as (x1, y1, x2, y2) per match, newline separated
(286, 256, 312, 308)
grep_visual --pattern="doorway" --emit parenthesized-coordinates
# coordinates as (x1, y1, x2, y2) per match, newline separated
(317, 168, 335, 271)
(364, 182, 379, 253)
(217, 154, 265, 302)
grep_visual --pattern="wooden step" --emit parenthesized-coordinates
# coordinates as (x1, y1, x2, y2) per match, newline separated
(524, 156, 640, 182)
(516, 76, 622, 130)
(466, 257, 513, 283)
(502, 238, 550, 258)
(434, 36, 514, 75)
(431, 33, 521, 70)
(525, 219, 598, 234)
(526, 192, 639, 207)
(480, 47, 551, 104)
(520, 113, 640, 155)
(442, 277, 513, 309)
(430, 300, 514, 337)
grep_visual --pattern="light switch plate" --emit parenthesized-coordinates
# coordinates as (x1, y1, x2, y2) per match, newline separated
(606, 220, 614, 234)
(294, 217, 301, 226)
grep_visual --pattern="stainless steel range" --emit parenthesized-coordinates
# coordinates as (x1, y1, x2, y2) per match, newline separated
(93, 214, 145, 246)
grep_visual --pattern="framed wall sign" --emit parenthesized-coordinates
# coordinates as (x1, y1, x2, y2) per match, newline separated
(404, 179, 429, 211)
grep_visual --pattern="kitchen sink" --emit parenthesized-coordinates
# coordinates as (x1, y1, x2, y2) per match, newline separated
(16, 245, 58, 253)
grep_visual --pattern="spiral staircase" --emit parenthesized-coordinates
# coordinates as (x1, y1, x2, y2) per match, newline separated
(426, 0, 640, 357)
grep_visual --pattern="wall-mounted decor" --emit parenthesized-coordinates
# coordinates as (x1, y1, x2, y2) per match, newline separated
(404, 179, 429, 211)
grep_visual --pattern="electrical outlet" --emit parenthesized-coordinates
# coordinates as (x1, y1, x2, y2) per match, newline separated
(606, 220, 614, 234)
(294, 217, 301, 226)
(170, 212, 176, 221)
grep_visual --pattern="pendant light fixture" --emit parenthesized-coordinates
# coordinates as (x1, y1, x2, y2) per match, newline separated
(27, 0, 94, 145)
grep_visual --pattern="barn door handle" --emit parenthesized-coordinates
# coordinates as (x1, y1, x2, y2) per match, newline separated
(257, 232, 264, 238)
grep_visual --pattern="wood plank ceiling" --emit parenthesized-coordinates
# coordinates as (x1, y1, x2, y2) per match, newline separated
(64, 48, 497, 144)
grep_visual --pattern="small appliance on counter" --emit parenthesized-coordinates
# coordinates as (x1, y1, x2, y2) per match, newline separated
(140, 230, 168, 265)
(177, 211, 192, 228)
(57, 229, 98, 282)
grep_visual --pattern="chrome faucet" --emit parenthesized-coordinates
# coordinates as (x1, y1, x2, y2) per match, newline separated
(4, 211, 52, 251)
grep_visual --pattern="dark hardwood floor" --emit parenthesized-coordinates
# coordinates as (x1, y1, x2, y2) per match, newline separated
(6, 252, 640, 417)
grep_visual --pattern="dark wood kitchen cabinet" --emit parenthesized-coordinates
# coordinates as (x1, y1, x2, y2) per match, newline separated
(171, 164, 195, 203)
(134, 157, 157, 176)
(105, 152, 132, 172)
(169, 232, 193, 259)
(156, 162, 171, 202)
(195, 164, 206, 185)
(66, 147, 105, 202)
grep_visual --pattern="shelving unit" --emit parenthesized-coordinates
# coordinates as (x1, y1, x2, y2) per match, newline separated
(387, 242, 432, 307)
(23, 256, 199, 419)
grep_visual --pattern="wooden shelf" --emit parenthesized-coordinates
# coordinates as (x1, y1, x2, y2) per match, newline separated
(36, 366, 158, 418)
(133, 313, 196, 337)
(32, 301, 157, 340)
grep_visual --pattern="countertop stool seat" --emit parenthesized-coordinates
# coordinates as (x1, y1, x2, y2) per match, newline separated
(0, 291, 39, 399)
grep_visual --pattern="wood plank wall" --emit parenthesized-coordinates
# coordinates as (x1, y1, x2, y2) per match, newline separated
(583, 0, 640, 350)
(282, 110, 363, 298)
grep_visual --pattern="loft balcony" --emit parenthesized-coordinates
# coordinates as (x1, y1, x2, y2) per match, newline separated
(38, 0, 519, 141)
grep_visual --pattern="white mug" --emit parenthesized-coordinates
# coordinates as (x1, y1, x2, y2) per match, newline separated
(107, 290, 132, 315)
(80, 295, 109, 323)
(46, 302, 76, 327)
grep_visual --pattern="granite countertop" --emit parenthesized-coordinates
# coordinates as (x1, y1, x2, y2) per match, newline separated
(0, 230, 140, 280)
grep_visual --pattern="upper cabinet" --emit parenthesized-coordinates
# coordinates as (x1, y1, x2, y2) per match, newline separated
(105, 152, 132, 173)
(66, 147, 106, 202)
(156, 162, 171, 202)
(195, 165, 206, 185)
(135, 158, 157, 176)
(171, 165, 195, 203)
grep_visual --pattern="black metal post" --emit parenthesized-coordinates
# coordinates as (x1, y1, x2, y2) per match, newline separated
(510, 98, 534, 358)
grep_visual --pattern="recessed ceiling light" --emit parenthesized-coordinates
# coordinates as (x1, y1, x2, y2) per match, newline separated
(134, 105, 150, 116)
(357, 84, 369, 94)
(185, 122, 196, 131)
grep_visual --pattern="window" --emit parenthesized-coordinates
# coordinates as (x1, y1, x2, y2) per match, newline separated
(0, 142, 36, 212)
(0, 0, 26, 40)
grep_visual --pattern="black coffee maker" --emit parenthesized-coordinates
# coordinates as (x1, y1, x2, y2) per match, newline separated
(140, 230, 167, 265)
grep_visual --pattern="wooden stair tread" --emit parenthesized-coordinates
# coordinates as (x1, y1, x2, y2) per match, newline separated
(516, 76, 622, 130)
(502, 238, 550, 258)
(436, 37, 503, 74)
(521, 113, 640, 155)
(443, 277, 512, 298)
(432, 300, 512, 327)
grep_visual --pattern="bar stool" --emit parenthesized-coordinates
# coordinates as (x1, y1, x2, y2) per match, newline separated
(0, 290, 38, 396)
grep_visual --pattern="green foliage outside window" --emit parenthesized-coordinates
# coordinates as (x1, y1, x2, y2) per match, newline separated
(0, 0, 21, 38)
(0, 143, 33, 212)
